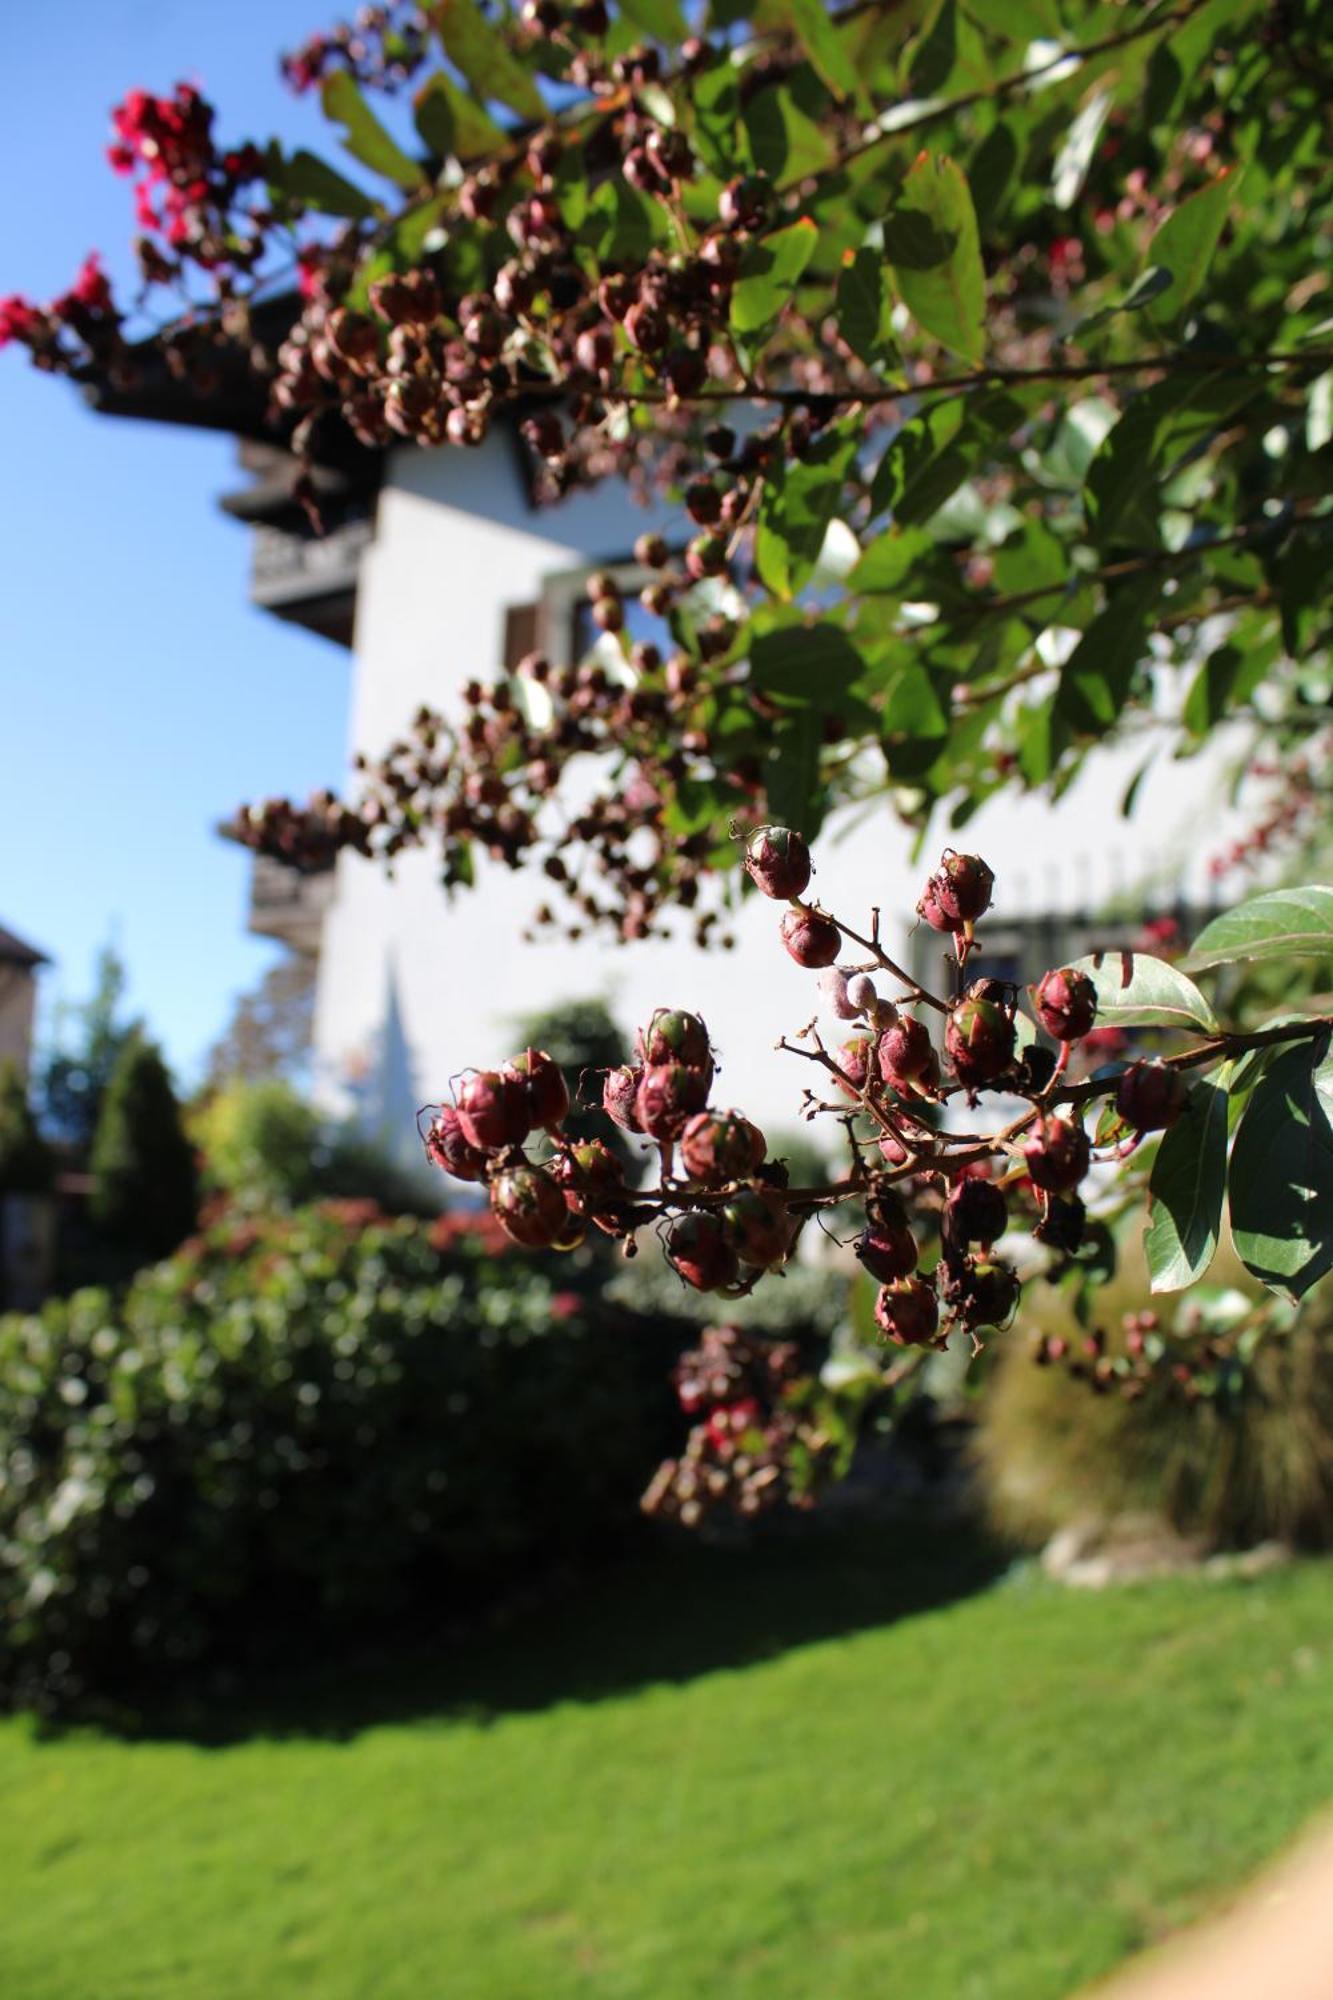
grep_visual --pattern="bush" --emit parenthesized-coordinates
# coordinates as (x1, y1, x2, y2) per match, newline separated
(89, 1034, 197, 1261)
(194, 1077, 434, 1215)
(0, 1062, 54, 1195)
(974, 1249, 1333, 1552)
(0, 1203, 690, 1713)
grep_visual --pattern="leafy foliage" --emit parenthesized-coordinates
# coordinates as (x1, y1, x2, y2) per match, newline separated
(0, 1062, 54, 1197)
(88, 1034, 198, 1263)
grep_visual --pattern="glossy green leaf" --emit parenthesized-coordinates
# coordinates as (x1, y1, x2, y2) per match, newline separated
(749, 620, 863, 702)
(883, 153, 986, 365)
(905, 0, 957, 98)
(1061, 265, 1173, 344)
(743, 82, 836, 183)
(322, 73, 424, 191)
(731, 219, 819, 335)
(430, 0, 546, 119)
(413, 71, 505, 160)
(1183, 886, 1333, 974)
(1065, 950, 1219, 1033)
(868, 398, 969, 523)
(1228, 1037, 1333, 1301)
(1145, 1074, 1229, 1292)
(764, 707, 824, 833)
(1181, 636, 1277, 738)
(1085, 374, 1259, 550)
(1145, 168, 1243, 318)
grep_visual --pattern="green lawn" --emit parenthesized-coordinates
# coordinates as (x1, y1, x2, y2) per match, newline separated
(2, 1526, 1331, 2000)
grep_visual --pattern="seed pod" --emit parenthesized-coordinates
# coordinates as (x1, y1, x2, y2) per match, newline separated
(873, 1276, 940, 1348)
(929, 851, 995, 926)
(952, 1256, 1021, 1331)
(680, 1109, 766, 1185)
(835, 1035, 875, 1097)
(455, 1069, 531, 1152)
(856, 1224, 918, 1283)
(638, 1007, 712, 1070)
(780, 907, 841, 968)
(501, 1047, 570, 1131)
(820, 965, 857, 1019)
(423, 1106, 488, 1183)
(550, 1139, 624, 1214)
(722, 1187, 791, 1268)
(1116, 1060, 1189, 1133)
(845, 973, 879, 1015)
(489, 1165, 568, 1248)
(945, 1175, 1008, 1248)
(1023, 1116, 1091, 1194)
(1032, 967, 1098, 1042)
(745, 826, 812, 901)
(636, 1062, 712, 1139)
(602, 1064, 645, 1133)
(877, 1014, 936, 1090)
(1033, 1194, 1086, 1253)
(665, 1211, 740, 1292)
(945, 995, 1017, 1088)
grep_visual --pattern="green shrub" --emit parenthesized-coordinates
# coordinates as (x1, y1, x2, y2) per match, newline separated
(0, 1204, 689, 1713)
(88, 1034, 197, 1261)
(0, 1062, 54, 1196)
(194, 1078, 433, 1214)
(974, 1248, 1333, 1552)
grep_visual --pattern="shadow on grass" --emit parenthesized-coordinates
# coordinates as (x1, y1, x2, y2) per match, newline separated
(92, 1516, 1007, 1747)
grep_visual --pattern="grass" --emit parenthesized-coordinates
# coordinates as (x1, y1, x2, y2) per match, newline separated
(1, 1524, 1332, 2000)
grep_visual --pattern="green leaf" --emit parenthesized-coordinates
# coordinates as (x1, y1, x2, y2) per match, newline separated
(1052, 577, 1159, 739)
(835, 246, 898, 368)
(688, 57, 743, 177)
(576, 179, 658, 263)
(1061, 265, 1174, 345)
(1145, 168, 1243, 318)
(1145, 1075, 1229, 1292)
(868, 398, 968, 522)
(619, 0, 689, 38)
(883, 153, 986, 365)
(767, 0, 859, 101)
(755, 428, 860, 600)
(1065, 950, 1220, 1033)
(851, 526, 935, 593)
(742, 82, 837, 183)
(321, 73, 424, 191)
(905, 0, 957, 98)
(1229, 1036, 1333, 1301)
(749, 621, 863, 702)
(1085, 373, 1259, 550)
(413, 71, 506, 160)
(265, 145, 378, 219)
(1181, 636, 1277, 738)
(430, 0, 546, 120)
(731, 218, 819, 336)
(764, 707, 825, 833)
(879, 663, 949, 740)
(1182, 886, 1333, 974)
(1051, 88, 1112, 210)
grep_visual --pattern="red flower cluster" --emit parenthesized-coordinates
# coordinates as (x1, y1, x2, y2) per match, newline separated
(281, 4, 429, 96)
(107, 83, 263, 270)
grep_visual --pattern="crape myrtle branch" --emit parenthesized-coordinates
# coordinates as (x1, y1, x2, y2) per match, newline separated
(420, 825, 1333, 1365)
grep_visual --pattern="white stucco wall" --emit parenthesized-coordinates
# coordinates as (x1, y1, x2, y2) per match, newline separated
(313, 435, 1252, 1161)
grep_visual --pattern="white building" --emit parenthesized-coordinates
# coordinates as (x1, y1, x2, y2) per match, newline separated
(94, 370, 1248, 1162)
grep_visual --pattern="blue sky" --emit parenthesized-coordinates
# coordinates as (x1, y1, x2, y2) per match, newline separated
(1, 2, 387, 1087)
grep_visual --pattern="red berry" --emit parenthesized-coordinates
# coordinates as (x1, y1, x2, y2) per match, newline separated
(1116, 1060, 1188, 1133)
(501, 1047, 570, 1131)
(1032, 967, 1098, 1042)
(680, 1110, 766, 1185)
(455, 1070, 531, 1151)
(780, 907, 841, 968)
(1023, 1116, 1091, 1194)
(836, 1034, 875, 1097)
(665, 1211, 739, 1292)
(876, 1015, 936, 1090)
(602, 1064, 645, 1133)
(423, 1106, 488, 1183)
(637, 1007, 712, 1070)
(636, 1062, 712, 1139)
(951, 1256, 1021, 1331)
(873, 1276, 940, 1347)
(489, 1165, 568, 1248)
(945, 995, 1017, 1088)
(722, 1187, 791, 1268)
(744, 826, 812, 901)
(856, 1225, 918, 1283)
(945, 1176, 1008, 1247)
(551, 1139, 624, 1213)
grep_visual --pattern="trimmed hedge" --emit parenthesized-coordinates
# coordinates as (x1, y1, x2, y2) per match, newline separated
(0, 1203, 689, 1713)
